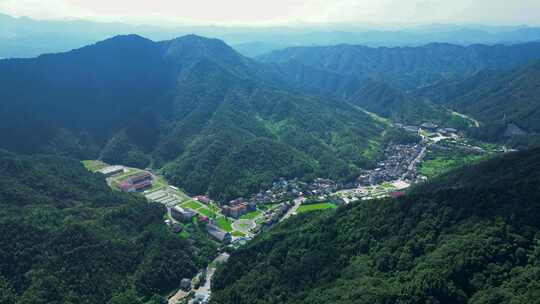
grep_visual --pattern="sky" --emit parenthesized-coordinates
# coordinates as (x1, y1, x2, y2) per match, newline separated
(1, 0, 540, 27)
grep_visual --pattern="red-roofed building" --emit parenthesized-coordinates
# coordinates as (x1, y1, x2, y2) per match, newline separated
(118, 171, 154, 192)
(222, 203, 248, 218)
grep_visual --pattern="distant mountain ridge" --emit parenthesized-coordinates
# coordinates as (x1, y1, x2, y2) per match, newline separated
(3, 13, 540, 58)
(0, 34, 386, 201)
(416, 60, 540, 144)
(347, 80, 469, 127)
(259, 41, 540, 132)
(259, 42, 540, 91)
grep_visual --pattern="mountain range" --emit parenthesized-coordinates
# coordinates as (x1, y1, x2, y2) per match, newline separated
(3, 13, 540, 58)
(418, 60, 540, 141)
(260, 42, 540, 91)
(0, 34, 386, 201)
(3, 34, 540, 200)
(2, 18, 540, 304)
(261, 42, 540, 142)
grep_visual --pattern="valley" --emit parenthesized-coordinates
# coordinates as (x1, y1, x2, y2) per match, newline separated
(83, 117, 504, 304)
(1, 13, 539, 303)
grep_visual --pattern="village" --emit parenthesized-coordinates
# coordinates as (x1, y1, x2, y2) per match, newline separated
(83, 121, 503, 304)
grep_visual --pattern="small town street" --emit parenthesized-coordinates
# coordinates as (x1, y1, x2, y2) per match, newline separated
(168, 253, 230, 304)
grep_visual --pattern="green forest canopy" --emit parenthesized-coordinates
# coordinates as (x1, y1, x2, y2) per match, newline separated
(0, 151, 216, 304)
(211, 148, 540, 304)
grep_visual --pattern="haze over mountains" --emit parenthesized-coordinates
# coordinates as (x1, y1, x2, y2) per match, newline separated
(3, 13, 540, 58)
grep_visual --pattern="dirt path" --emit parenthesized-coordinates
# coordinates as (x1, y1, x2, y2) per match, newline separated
(450, 109, 480, 128)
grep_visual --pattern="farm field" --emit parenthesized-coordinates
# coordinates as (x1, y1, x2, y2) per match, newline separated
(198, 208, 216, 218)
(181, 200, 204, 210)
(297, 202, 337, 213)
(240, 210, 262, 220)
(216, 216, 234, 232)
(420, 151, 486, 178)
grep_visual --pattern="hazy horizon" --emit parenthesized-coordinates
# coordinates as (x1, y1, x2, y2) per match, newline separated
(2, 0, 540, 28)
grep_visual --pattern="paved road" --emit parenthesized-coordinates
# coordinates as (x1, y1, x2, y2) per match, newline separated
(407, 146, 427, 173)
(279, 197, 305, 223)
(168, 253, 230, 304)
(188, 253, 230, 304)
(451, 110, 480, 128)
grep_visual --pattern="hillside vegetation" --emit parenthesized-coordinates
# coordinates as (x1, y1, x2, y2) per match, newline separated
(348, 80, 471, 128)
(260, 42, 540, 129)
(211, 148, 540, 304)
(418, 60, 540, 144)
(260, 42, 540, 91)
(0, 151, 215, 304)
(0, 34, 385, 201)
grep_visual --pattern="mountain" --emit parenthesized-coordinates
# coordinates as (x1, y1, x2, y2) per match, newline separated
(211, 148, 540, 304)
(4, 13, 540, 59)
(232, 41, 293, 58)
(258, 42, 540, 131)
(347, 80, 471, 128)
(0, 150, 215, 303)
(259, 42, 540, 91)
(418, 60, 540, 144)
(0, 34, 386, 201)
(0, 13, 159, 59)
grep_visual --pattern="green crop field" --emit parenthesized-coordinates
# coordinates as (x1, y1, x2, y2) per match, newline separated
(198, 208, 216, 218)
(240, 210, 262, 220)
(216, 216, 233, 232)
(420, 150, 486, 179)
(181, 200, 203, 210)
(232, 231, 246, 237)
(297, 203, 337, 213)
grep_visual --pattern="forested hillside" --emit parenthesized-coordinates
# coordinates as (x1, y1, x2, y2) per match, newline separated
(3, 35, 539, 201)
(348, 80, 471, 128)
(260, 42, 540, 91)
(418, 60, 540, 144)
(259, 42, 540, 129)
(0, 151, 215, 304)
(211, 148, 540, 304)
(0, 34, 385, 201)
